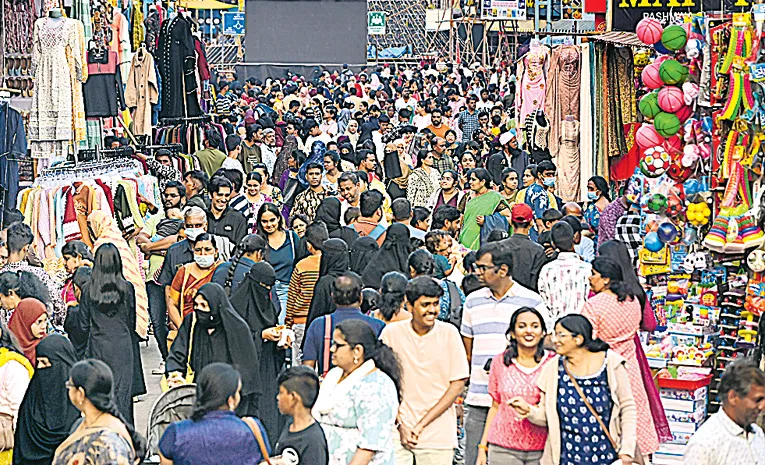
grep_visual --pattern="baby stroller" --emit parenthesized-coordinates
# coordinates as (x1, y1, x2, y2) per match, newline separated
(144, 384, 197, 463)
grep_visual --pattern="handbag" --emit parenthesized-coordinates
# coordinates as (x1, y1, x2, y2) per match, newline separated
(563, 361, 645, 465)
(0, 412, 13, 451)
(243, 417, 271, 465)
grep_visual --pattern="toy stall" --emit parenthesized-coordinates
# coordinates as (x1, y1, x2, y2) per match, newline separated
(615, 7, 765, 465)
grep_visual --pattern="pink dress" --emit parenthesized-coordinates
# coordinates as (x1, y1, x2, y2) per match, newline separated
(581, 292, 660, 454)
(516, 48, 548, 126)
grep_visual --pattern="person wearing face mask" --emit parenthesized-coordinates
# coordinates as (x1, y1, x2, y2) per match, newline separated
(166, 234, 221, 334)
(523, 160, 557, 242)
(165, 284, 262, 418)
(583, 176, 611, 248)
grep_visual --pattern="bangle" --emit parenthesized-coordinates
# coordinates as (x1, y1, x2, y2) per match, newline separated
(478, 444, 489, 452)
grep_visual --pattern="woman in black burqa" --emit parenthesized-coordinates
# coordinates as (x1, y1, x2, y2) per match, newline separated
(13, 334, 80, 465)
(303, 239, 350, 339)
(314, 197, 359, 247)
(165, 283, 261, 417)
(361, 223, 412, 289)
(229, 261, 286, 445)
(349, 236, 379, 275)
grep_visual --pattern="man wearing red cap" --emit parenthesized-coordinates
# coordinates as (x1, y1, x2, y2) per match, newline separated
(499, 203, 547, 291)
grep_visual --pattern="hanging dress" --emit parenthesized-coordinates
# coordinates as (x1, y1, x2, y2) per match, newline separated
(516, 47, 549, 135)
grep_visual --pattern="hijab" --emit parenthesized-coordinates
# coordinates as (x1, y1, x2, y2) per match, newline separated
(315, 198, 359, 247)
(362, 223, 412, 289)
(358, 122, 375, 146)
(194, 283, 262, 397)
(7, 298, 47, 365)
(304, 239, 350, 338)
(14, 334, 80, 465)
(349, 236, 379, 275)
(230, 262, 280, 343)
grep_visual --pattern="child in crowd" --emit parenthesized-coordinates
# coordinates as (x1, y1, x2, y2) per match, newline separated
(425, 230, 456, 279)
(152, 207, 184, 241)
(274, 366, 329, 465)
(537, 208, 563, 258)
(61, 240, 94, 308)
(344, 207, 361, 226)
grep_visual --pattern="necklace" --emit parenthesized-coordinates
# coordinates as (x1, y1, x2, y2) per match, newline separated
(84, 411, 106, 428)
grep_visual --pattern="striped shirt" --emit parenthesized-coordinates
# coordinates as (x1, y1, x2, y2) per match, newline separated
(285, 254, 321, 326)
(460, 283, 547, 407)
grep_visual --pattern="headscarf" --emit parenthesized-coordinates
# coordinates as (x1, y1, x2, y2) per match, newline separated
(349, 236, 379, 275)
(304, 239, 350, 336)
(358, 122, 375, 146)
(13, 334, 80, 464)
(87, 210, 149, 338)
(272, 135, 299, 185)
(298, 141, 326, 187)
(315, 198, 359, 247)
(362, 223, 412, 289)
(7, 298, 47, 365)
(194, 283, 262, 397)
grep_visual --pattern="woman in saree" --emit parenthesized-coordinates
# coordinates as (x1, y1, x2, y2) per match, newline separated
(459, 168, 511, 250)
(87, 211, 149, 341)
(53, 359, 145, 465)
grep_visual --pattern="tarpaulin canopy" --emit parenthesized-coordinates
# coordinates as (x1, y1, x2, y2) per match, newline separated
(177, 0, 235, 9)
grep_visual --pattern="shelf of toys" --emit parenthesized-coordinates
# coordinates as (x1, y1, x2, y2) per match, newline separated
(627, 8, 765, 462)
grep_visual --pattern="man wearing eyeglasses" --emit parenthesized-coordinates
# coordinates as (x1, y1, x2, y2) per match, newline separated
(460, 242, 548, 465)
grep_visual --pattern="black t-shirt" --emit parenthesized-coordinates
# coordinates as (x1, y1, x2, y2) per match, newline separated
(273, 421, 329, 465)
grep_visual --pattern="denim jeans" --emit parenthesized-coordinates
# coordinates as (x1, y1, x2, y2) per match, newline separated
(146, 281, 168, 360)
(274, 281, 289, 325)
(464, 405, 489, 465)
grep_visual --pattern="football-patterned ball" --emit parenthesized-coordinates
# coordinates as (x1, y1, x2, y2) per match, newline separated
(641, 146, 671, 178)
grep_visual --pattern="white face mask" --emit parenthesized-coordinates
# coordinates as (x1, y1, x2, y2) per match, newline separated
(185, 227, 204, 241)
(194, 254, 215, 269)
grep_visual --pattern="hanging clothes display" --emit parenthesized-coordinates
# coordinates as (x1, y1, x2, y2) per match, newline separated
(143, 6, 161, 55)
(83, 50, 126, 118)
(125, 46, 159, 136)
(69, 19, 88, 149)
(516, 43, 549, 140)
(29, 16, 85, 165)
(4, 0, 37, 54)
(109, 6, 132, 84)
(545, 45, 582, 201)
(0, 102, 28, 212)
(157, 15, 203, 119)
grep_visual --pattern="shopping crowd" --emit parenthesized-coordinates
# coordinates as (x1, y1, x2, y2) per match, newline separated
(0, 63, 763, 465)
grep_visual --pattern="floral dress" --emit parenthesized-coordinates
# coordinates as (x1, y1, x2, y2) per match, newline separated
(52, 427, 135, 465)
(583, 203, 603, 247)
(315, 370, 398, 465)
(556, 357, 617, 465)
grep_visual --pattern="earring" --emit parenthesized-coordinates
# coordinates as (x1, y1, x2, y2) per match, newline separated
(353, 356, 359, 364)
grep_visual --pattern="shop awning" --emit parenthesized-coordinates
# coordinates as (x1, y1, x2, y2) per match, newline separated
(177, 0, 236, 9)
(589, 31, 649, 48)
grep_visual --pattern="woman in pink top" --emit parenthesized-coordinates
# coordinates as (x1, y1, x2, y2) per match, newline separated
(581, 257, 660, 455)
(477, 307, 554, 465)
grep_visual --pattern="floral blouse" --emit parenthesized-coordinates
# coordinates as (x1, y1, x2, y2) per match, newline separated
(53, 427, 135, 465)
(315, 370, 398, 465)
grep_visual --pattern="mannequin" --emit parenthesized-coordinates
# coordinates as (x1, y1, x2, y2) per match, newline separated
(49, 7, 63, 18)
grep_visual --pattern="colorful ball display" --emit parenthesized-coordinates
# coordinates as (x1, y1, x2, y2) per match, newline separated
(675, 105, 692, 123)
(640, 92, 662, 119)
(641, 146, 671, 177)
(642, 64, 664, 89)
(636, 124, 665, 149)
(645, 232, 665, 252)
(655, 112, 681, 137)
(663, 135, 682, 152)
(658, 86, 685, 113)
(636, 18, 664, 45)
(658, 222, 679, 243)
(655, 41, 672, 55)
(647, 193, 668, 212)
(661, 25, 688, 51)
(660, 59, 689, 85)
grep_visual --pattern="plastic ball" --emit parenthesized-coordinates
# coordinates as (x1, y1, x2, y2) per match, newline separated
(658, 86, 686, 113)
(636, 124, 665, 149)
(636, 18, 664, 45)
(661, 25, 688, 51)
(647, 193, 668, 212)
(658, 222, 679, 243)
(659, 59, 689, 85)
(675, 105, 693, 123)
(687, 201, 711, 226)
(685, 38, 703, 58)
(655, 112, 681, 137)
(641, 64, 664, 89)
(641, 146, 671, 177)
(701, 116, 713, 133)
(684, 178, 702, 196)
(667, 155, 693, 182)
(640, 92, 662, 119)
(654, 40, 672, 55)
(666, 195, 685, 217)
(663, 135, 682, 153)
(645, 232, 665, 252)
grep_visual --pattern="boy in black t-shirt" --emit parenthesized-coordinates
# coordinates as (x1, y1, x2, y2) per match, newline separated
(273, 366, 329, 465)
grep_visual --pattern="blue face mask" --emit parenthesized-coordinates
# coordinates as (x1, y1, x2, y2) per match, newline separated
(543, 177, 556, 187)
(587, 191, 598, 201)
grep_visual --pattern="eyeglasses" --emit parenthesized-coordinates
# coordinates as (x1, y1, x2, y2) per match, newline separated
(331, 342, 349, 349)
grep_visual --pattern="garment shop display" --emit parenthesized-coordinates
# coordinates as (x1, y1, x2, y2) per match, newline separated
(524, 109, 551, 164)
(3, 0, 37, 54)
(143, 6, 161, 55)
(516, 43, 549, 143)
(83, 49, 126, 118)
(0, 102, 28, 213)
(109, 7, 132, 84)
(157, 15, 202, 119)
(154, 117, 224, 155)
(579, 43, 595, 197)
(29, 16, 86, 165)
(125, 46, 159, 136)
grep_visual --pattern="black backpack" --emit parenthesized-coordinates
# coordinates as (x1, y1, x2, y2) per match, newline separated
(444, 280, 463, 329)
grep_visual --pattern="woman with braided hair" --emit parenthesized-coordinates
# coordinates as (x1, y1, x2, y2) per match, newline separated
(53, 359, 146, 465)
(212, 234, 268, 295)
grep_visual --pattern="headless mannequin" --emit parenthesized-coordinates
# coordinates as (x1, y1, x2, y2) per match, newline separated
(49, 7, 64, 19)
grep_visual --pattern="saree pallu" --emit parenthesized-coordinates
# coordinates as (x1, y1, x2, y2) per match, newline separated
(52, 427, 135, 465)
(459, 191, 504, 250)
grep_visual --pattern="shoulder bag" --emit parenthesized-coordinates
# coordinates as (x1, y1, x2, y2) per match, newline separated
(563, 360, 645, 465)
(243, 417, 271, 465)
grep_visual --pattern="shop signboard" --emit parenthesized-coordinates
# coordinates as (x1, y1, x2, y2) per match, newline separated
(368, 11, 386, 35)
(611, 0, 749, 31)
(222, 12, 246, 35)
(481, 0, 527, 20)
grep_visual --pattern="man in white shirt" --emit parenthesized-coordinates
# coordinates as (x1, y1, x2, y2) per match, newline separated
(684, 359, 765, 465)
(304, 119, 332, 150)
(395, 88, 417, 115)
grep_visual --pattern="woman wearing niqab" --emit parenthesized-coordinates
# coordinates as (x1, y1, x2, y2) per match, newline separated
(165, 283, 261, 417)
(361, 223, 412, 289)
(303, 239, 350, 337)
(349, 236, 379, 275)
(13, 335, 80, 465)
(229, 261, 285, 444)
(315, 197, 358, 247)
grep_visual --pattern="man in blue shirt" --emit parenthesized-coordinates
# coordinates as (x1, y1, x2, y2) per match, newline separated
(524, 160, 557, 241)
(302, 272, 385, 376)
